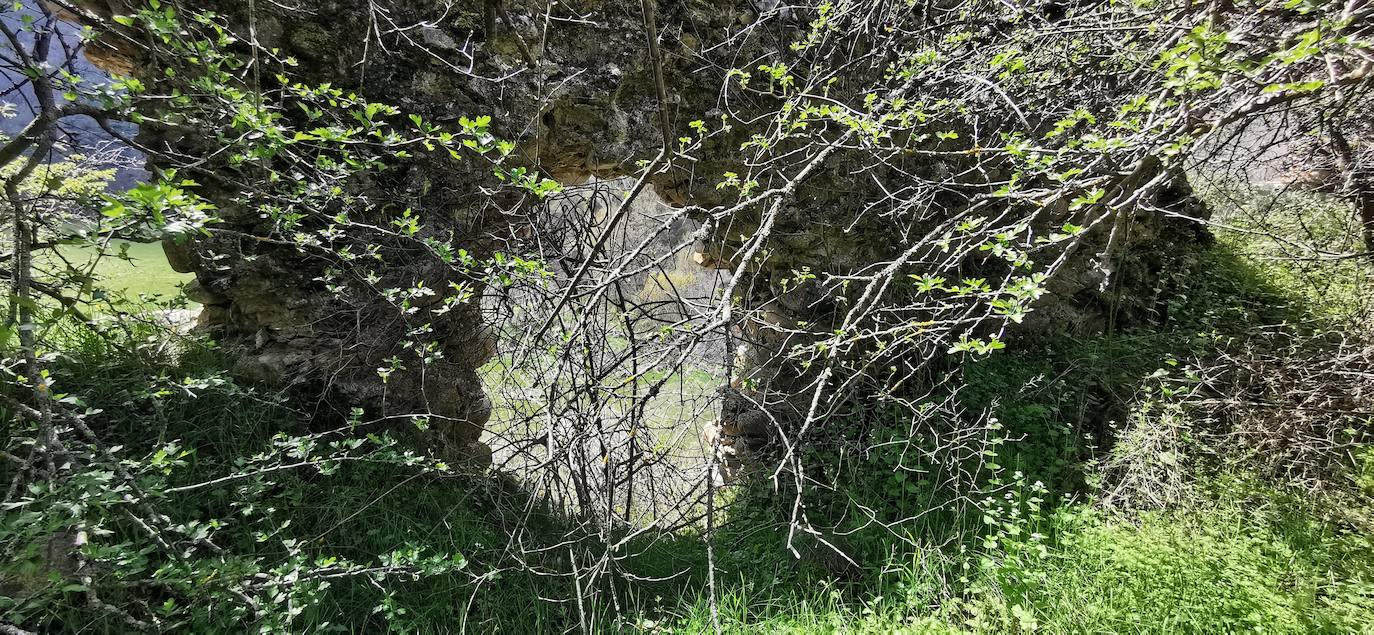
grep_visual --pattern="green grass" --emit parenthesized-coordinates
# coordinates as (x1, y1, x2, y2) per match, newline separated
(7, 197, 1374, 633)
(666, 478, 1374, 634)
(1022, 491, 1373, 634)
(654, 235, 1374, 634)
(11, 324, 603, 632)
(43, 239, 192, 302)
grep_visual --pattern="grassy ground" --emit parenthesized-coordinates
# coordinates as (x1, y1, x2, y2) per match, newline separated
(7, 196, 1373, 633)
(42, 239, 192, 302)
(650, 235, 1374, 633)
(670, 482, 1374, 634)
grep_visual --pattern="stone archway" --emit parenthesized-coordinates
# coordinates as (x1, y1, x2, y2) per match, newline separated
(75, 0, 1206, 472)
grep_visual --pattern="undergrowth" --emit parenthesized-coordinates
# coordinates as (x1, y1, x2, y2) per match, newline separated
(656, 231, 1374, 633)
(6, 211, 1373, 633)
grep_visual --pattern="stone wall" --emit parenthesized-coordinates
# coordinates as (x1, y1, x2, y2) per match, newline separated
(76, 0, 1206, 470)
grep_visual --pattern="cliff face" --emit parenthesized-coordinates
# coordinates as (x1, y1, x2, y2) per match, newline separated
(77, 0, 1205, 468)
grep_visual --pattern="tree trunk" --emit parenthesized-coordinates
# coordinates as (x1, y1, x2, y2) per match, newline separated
(1357, 187, 1374, 257)
(1328, 128, 1374, 256)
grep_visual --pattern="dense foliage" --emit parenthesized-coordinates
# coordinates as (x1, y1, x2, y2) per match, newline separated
(2, 0, 1372, 632)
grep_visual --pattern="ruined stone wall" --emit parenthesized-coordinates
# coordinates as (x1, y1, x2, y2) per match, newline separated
(76, 0, 1206, 469)
(73, 0, 776, 465)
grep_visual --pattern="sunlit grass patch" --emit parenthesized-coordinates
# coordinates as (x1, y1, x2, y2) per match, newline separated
(38, 239, 193, 304)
